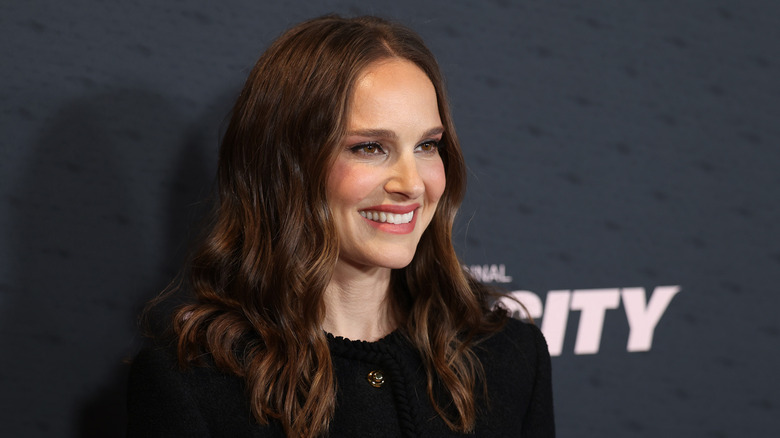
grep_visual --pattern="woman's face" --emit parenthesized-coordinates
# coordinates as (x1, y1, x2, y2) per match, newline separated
(327, 59, 446, 271)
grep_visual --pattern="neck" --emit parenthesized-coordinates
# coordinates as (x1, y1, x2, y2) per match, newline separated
(322, 262, 396, 342)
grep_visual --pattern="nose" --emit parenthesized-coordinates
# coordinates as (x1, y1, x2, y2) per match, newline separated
(384, 154, 424, 199)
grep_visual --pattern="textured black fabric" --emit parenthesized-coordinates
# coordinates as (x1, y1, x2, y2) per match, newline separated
(127, 318, 555, 437)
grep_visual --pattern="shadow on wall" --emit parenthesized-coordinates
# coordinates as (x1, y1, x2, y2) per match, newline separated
(0, 87, 235, 437)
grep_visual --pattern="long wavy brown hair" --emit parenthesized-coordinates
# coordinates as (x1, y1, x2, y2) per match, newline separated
(162, 14, 507, 437)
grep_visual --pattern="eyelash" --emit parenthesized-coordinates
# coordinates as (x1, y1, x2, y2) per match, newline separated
(348, 140, 441, 156)
(350, 142, 384, 155)
(416, 140, 440, 154)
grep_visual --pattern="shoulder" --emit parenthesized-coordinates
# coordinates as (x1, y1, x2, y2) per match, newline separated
(478, 317, 549, 366)
(475, 317, 556, 436)
(128, 345, 190, 407)
(129, 345, 182, 383)
(127, 345, 273, 438)
(474, 317, 549, 391)
(129, 345, 245, 399)
(127, 345, 209, 436)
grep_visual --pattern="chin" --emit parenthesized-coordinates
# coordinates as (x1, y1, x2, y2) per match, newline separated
(385, 260, 415, 270)
(372, 250, 417, 270)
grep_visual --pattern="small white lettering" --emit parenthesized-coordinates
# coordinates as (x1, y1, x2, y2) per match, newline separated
(465, 264, 513, 283)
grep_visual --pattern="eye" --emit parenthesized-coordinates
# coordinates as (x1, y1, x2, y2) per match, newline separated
(349, 142, 385, 156)
(415, 140, 440, 154)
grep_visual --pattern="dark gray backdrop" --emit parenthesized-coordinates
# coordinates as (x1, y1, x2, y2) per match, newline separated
(1, 1, 778, 437)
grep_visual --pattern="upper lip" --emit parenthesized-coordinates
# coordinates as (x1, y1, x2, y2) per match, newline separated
(360, 203, 420, 214)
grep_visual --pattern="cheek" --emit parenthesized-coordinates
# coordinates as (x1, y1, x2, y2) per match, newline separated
(327, 161, 375, 208)
(422, 159, 446, 203)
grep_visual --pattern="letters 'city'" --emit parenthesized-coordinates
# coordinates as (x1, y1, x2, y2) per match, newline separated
(499, 286, 681, 356)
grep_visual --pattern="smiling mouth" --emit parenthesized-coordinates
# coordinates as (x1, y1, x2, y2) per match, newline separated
(360, 210, 414, 224)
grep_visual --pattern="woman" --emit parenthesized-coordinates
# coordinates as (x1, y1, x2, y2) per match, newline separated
(128, 15, 554, 437)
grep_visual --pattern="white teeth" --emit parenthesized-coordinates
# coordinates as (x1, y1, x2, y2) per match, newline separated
(360, 210, 414, 224)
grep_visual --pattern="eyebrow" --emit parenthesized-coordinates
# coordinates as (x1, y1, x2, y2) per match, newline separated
(346, 126, 445, 140)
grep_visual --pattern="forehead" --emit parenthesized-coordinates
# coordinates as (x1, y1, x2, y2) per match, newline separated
(347, 59, 441, 130)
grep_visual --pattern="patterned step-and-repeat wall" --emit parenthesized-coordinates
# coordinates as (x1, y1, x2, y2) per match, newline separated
(1, 1, 778, 437)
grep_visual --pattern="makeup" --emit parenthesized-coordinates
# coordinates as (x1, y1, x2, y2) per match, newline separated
(359, 204, 419, 234)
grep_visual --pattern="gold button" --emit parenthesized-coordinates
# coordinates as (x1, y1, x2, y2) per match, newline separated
(367, 370, 385, 388)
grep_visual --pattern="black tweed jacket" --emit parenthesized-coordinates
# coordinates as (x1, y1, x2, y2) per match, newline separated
(127, 318, 555, 437)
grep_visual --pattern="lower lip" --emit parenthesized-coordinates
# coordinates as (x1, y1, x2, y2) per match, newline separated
(362, 210, 418, 234)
